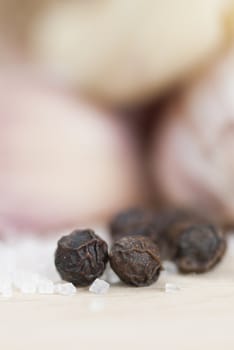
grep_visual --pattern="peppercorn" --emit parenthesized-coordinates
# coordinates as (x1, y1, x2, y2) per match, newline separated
(109, 207, 158, 241)
(110, 208, 226, 274)
(109, 207, 199, 256)
(170, 223, 226, 273)
(55, 229, 108, 287)
(109, 235, 162, 287)
(152, 209, 207, 259)
(150, 209, 226, 272)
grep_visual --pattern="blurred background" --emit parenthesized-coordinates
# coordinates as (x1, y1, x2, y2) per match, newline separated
(1, 0, 234, 233)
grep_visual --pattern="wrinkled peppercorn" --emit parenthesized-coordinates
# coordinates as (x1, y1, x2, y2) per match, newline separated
(55, 229, 108, 287)
(109, 235, 162, 287)
(150, 209, 226, 272)
(109, 207, 200, 256)
(109, 207, 158, 241)
(152, 209, 201, 238)
(169, 223, 226, 273)
(152, 209, 207, 258)
(110, 207, 226, 274)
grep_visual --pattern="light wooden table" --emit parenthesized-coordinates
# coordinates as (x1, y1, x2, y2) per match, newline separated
(1, 238, 234, 350)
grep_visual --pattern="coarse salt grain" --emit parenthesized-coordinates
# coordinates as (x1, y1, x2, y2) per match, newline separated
(20, 282, 37, 294)
(0, 228, 109, 298)
(227, 235, 234, 257)
(102, 265, 120, 284)
(55, 283, 76, 296)
(89, 279, 110, 295)
(38, 280, 55, 294)
(106, 269, 120, 284)
(1, 288, 13, 298)
(163, 261, 178, 274)
(0, 233, 62, 297)
(0, 282, 13, 298)
(165, 283, 180, 293)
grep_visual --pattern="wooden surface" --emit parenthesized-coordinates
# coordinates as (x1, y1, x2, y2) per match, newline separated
(1, 238, 234, 350)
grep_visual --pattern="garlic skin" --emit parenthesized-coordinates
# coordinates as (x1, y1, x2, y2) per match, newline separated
(2, 0, 234, 105)
(151, 48, 234, 224)
(0, 68, 142, 231)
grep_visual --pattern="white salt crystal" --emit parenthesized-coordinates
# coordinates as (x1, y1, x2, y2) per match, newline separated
(13, 271, 40, 291)
(55, 283, 76, 296)
(163, 261, 178, 274)
(0, 227, 112, 298)
(0, 232, 62, 298)
(89, 279, 110, 295)
(165, 283, 180, 293)
(17, 273, 39, 294)
(104, 268, 120, 284)
(38, 280, 54, 294)
(20, 283, 37, 294)
(0, 281, 13, 298)
(1, 287, 13, 299)
(0, 279, 12, 290)
(101, 263, 120, 284)
(227, 236, 234, 257)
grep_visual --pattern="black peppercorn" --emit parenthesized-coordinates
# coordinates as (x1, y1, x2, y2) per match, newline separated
(109, 235, 162, 287)
(110, 208, 226, 274)
(152, 209, 206, 259)
(150, 209, 226, 272)
(109, 207, 158, 241)
(55, 229, 108, 287)
(171, 223, 226, 273)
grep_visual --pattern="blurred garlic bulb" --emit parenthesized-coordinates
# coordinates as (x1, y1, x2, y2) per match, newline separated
(1, 0, 234, 105)
(0, 68, 143, 231)
(151, 47, 234, 225)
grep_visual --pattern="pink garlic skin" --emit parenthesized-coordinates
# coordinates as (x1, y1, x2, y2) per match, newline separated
(0, 68, 142, 231)
(151, 48, 234, 224)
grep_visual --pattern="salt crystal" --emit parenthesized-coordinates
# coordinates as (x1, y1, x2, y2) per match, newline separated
(163, 261, 178, 274)
(89, 279, 110, 295)
(0, 233, 62, 298)
(0, 279, 12, 290)
(1, 288, 13, 299)
(0, 228, 111, 297)
(55, 283, 76, 296)
(38, 280, 54, 294)
(227, 236, 234, 257)
(20, 282, 37, 294)
(105, 268, 120, 284)
(165, 283, 180, 293)
(0, 282, 13, 298)
(13, 271, 40, 290)
(101, 262, 120, 284)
